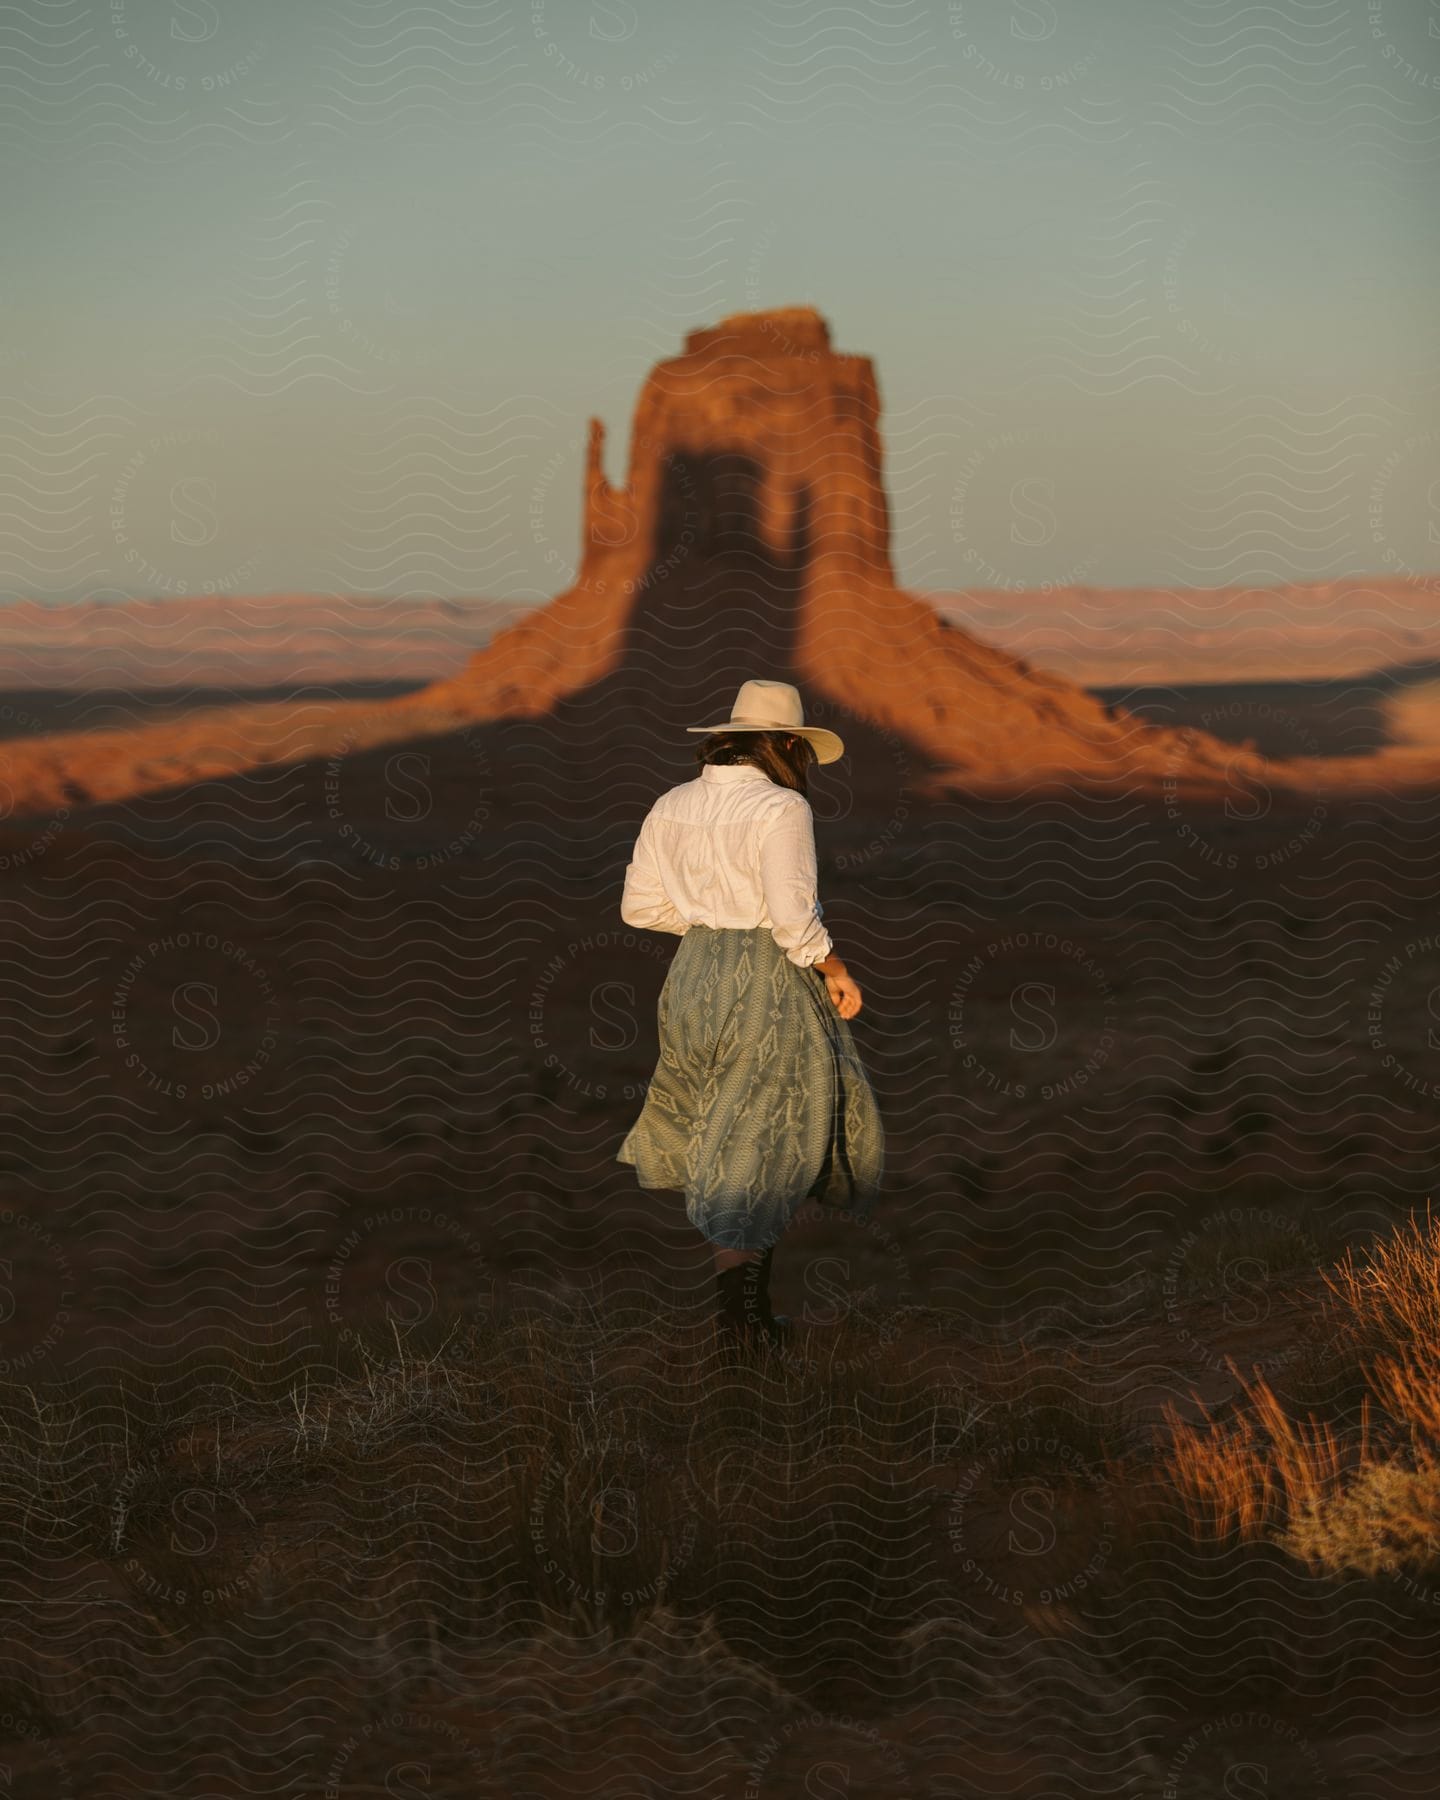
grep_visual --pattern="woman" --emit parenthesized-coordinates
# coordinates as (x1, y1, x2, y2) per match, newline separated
(615, 678, 885, 1351)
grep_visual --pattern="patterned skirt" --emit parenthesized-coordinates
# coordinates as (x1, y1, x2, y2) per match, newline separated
(616, 924, 885, 1251)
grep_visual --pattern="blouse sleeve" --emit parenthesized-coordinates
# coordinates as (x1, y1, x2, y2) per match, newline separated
(757, 798, 834, 968)
(620, 815, 690, 937)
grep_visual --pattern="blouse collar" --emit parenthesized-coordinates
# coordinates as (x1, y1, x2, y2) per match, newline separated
(700, 762, 771, 783)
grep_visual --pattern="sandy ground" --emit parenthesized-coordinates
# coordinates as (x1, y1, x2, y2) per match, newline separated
(0, 607, 1437, 1795)
(0, 694, 1435, 1372)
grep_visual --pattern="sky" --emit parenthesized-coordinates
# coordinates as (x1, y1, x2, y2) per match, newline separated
(3, 0, 1438, 605)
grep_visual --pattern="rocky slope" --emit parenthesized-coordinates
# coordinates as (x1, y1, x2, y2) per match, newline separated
(4, 578, 1435, 695)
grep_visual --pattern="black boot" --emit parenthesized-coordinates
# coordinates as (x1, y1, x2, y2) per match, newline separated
(753, 1246, 793, 1344)
(714, 1254, 790, 1351)
(713, 1263, 755, 1350)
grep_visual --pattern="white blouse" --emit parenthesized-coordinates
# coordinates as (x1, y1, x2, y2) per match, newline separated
(620, 761, 834, 967)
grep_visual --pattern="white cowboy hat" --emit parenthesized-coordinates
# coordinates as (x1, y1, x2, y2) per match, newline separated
(685, 678, 844, 764)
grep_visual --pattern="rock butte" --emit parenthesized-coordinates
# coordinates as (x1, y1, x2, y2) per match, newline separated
(0, 306, 1428, 816)
(411, 305, 1305, 795)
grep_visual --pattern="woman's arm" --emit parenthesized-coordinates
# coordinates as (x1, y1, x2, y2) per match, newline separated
(620, 816, 690, 937)
(758, 800, 862, 1016)
(757, 799, 834, 968)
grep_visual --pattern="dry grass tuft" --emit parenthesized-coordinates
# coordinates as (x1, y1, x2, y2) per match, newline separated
(1164, 1371, 1374, 1542)
(1162, 1207, 1440, 1580)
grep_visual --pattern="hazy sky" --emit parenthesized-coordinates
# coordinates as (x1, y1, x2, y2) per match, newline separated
(4, 0, 1438, 604)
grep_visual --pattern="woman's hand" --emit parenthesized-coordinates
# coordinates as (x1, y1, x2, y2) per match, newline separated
(822, 967, 862, 1021)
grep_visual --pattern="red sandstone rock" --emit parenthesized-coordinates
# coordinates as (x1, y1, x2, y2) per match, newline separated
(0, 308, 1435, 817)
(418, 306, 1283, 794)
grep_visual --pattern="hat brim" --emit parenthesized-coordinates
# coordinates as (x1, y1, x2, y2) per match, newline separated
(685, 723, 845, 765)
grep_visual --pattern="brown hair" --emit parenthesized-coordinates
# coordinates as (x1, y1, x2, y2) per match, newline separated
(694, 729, 816, 797)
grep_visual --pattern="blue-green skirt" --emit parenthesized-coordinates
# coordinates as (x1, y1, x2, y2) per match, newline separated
(616, 924, 885, 1251)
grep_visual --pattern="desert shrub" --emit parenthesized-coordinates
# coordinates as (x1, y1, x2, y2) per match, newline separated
(1162, 1209, 1440, 1583)
(1283, 1458, 1440, 1579)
